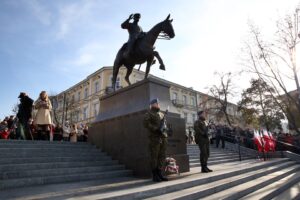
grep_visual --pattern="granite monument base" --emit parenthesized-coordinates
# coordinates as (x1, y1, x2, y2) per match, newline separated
(89, 77, 189, 177)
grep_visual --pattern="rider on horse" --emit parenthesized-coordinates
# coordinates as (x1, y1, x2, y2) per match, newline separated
(121, 13, 143, 58)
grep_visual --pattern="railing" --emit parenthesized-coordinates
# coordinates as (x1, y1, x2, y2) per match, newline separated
(220, 134, 300, 162)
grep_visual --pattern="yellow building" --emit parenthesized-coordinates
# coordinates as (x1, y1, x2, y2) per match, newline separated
(52, 66, 242, 131)
(51, 66, 144, 125)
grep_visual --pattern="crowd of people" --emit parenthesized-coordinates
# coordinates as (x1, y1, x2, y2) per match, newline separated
(186, 122, 299, 153)
(0, 91, 88, 142)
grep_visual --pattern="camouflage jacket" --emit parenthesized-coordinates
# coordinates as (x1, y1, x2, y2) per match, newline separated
(144, 108, 167, 138)
(194, 119, 209, 143)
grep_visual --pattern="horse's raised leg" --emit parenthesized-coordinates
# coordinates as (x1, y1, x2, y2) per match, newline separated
(153, 51, 165, 70)
(125, 67, 133, 86)
(145, 57, 154, 79)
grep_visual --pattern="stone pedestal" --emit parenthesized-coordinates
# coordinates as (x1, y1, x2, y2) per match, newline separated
(89, 77, 190, 177)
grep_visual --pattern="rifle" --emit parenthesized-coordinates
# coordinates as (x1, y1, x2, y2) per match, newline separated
(159, 109, 169, 137)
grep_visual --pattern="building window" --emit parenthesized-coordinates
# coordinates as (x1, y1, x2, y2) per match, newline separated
(84, 88, 88, 99)
(94, 81, 99, 93)
(83, 107, 88, 120)
(184, 113, 188, 122)
(172, 92, 178, 100)
(58, 100, 62, 109)
(77, 91, 81, 101)
(76, 112, 79, 122)
(192, 114, 196, 123)
(191, 97, 195, 106)
(93, 103, 99, 117)
(183, 95, 187, 105)
(71, 95, 75, 103)
(111, 77, 121, 88)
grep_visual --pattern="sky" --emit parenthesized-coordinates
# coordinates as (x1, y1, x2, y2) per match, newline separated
(0, 0, 299, 119)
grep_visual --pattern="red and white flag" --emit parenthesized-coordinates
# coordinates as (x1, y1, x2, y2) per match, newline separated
(253, 130, 263, 152)
(268, 131, 276, 152)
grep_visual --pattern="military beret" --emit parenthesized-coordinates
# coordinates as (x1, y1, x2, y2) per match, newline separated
(150, 98, 159, 105)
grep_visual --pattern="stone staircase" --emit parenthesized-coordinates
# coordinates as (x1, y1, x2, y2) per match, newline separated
(0, 140, 132, 191)
(1, 143, 300, 200)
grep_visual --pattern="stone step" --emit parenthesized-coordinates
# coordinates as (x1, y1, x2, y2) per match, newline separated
(0, 155, 112, 165)
(0, 148, 101, 155)
(0, 165, 126, 180)
(0, 143, 96, 149)
(71, 159, 290, 200)
(240, 172, 300, 200)
(187, 150, 236, 155)
(188, 154, 241, 161)
(272, 181, 300, 200)
(189, 157, 253, 167)
(0, 159, 263, 199)
(187, 152, 237, 157)
(205, 165, 300, 200)
(0, 169, 132, 190)
(0, 139, 92, 146)
(0, 160, 119, 172)
(187, 149, 237, 154)
(0, 152, 106, 158)
(142, 161, 298, 200)
(0, 177, 149, 200)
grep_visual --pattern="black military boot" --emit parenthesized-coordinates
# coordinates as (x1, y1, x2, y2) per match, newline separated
(152, 170, 161, 182)
(157, 168, 168, 181)
(205, 166, 213, 172)
(201, 165, 209, 173)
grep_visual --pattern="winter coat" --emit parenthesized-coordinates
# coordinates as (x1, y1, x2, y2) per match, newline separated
(34, 99, 52, 125)
(70, 127, 78, 142)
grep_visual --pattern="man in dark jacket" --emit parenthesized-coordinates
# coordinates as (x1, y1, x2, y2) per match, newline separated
(194, 110, 213, 173)
(144, 98, 168, 182)
(17, 92, 33, 140)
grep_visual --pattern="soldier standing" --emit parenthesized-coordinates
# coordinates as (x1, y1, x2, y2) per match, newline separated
(121, 13, 143, 58)
(144, 98, 168, 182)
(194, 110, 213, 173)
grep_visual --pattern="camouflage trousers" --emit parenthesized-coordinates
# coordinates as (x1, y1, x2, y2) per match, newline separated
(149, 137, 167, 170)
(198, 138, 210, 167)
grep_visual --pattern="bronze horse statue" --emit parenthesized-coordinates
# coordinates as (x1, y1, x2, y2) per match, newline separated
(112, 14, 175, 90)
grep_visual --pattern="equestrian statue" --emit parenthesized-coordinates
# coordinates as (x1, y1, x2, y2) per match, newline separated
(112, 13, 175, 90)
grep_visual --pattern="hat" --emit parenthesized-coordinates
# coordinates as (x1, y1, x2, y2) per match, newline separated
(150, 98, 159, 105)
(133, 13, 141, 19)
(197, 110, 204, 115)
(18, 92, 26, 98)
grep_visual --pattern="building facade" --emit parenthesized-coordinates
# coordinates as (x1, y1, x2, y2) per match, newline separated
(51, 66, 242, 132)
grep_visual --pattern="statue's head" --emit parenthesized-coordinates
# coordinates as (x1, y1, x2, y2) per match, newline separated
(133, 13, 141, 21)
(162, 14, 175, 38)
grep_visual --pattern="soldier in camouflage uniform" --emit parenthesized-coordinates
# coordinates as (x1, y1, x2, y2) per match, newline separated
(144, 98, 168, 182)
(194, 110, 213, 173)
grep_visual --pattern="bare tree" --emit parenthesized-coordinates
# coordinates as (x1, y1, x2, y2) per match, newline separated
(242, 7, 300, 133)
(11, 103, 19, 115)
(207, 72, 236, 126)
(48, 94, 60, 126)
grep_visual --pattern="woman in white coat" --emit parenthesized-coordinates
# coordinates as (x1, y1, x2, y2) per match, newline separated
(70, 123, 78, 143)
(34, 91, 52, 140)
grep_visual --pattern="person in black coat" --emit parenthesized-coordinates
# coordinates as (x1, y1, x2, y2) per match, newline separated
(16, 92, 33, 140)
